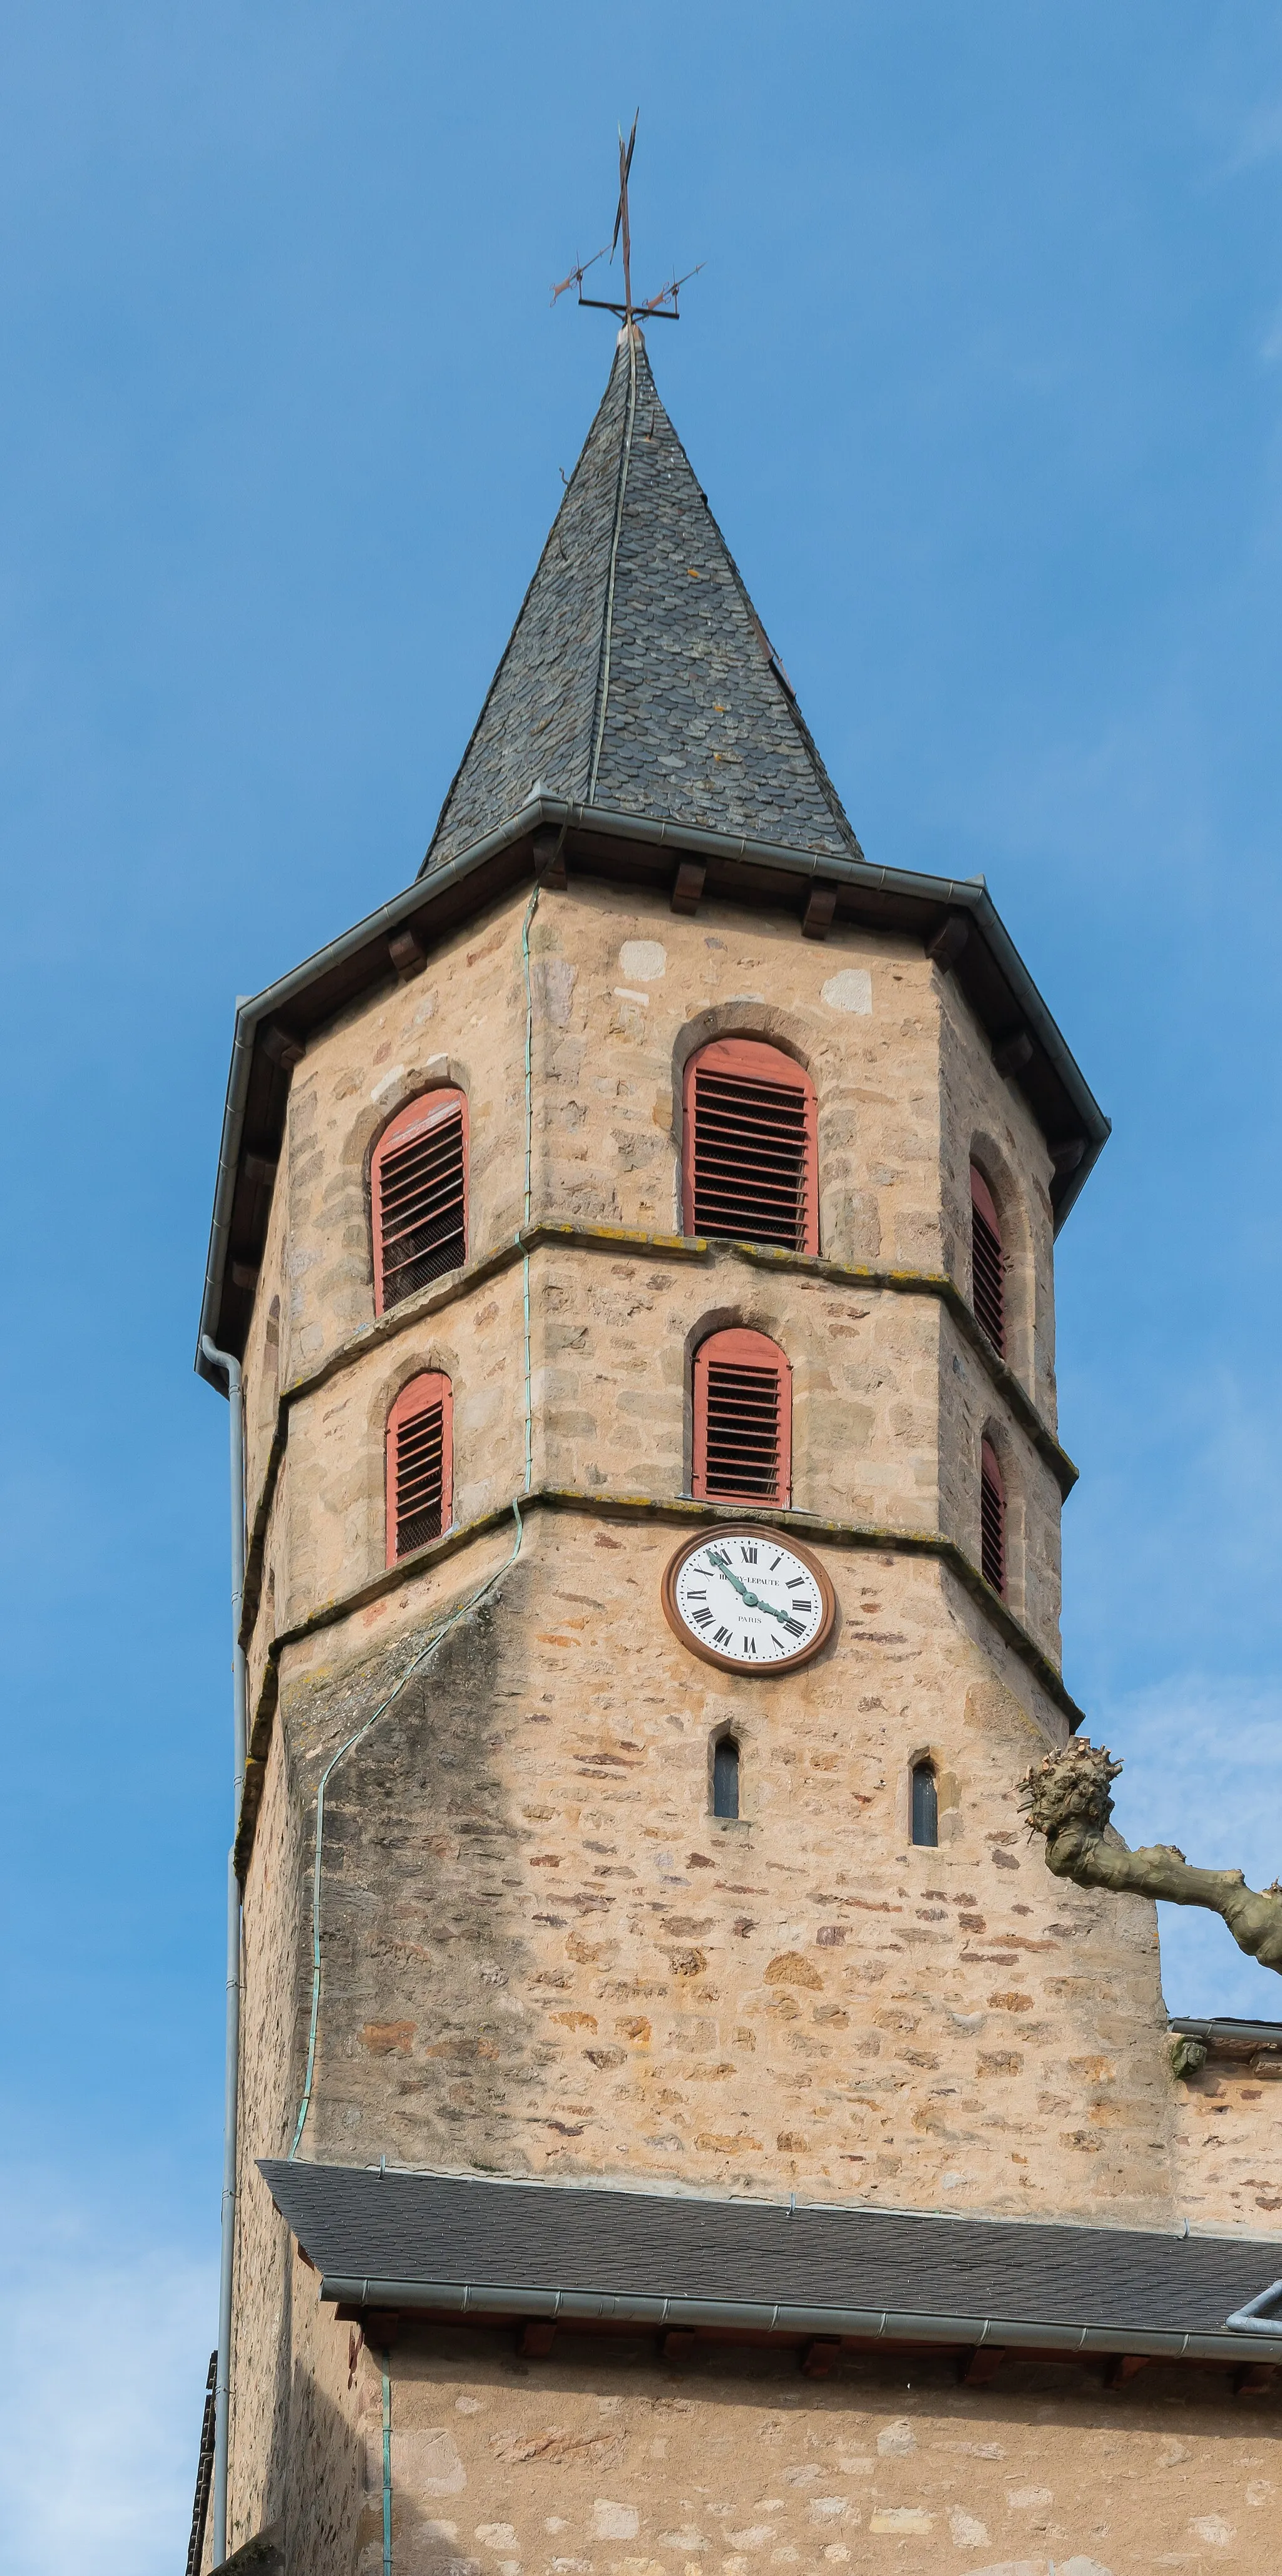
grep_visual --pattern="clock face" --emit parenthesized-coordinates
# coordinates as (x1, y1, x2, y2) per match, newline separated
(662, 1527, 836, 1674)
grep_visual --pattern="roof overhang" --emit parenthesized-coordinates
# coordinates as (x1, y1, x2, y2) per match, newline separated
(260, 2159, 1282, 2369)
(1170, 2016, 1282, 2056)
(197, 795, 1110, 1388)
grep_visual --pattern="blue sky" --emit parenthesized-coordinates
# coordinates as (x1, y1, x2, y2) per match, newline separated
(1, 7, 1280, 2567)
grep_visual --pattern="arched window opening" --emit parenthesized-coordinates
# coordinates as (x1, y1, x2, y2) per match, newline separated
(372, 1090, 468, 1314)
(692, 1327, 792, 1508)
(713, 1735, 741, 1820)
(911, 1761, 938, 1848)
(980, 1438, 1006, 1595)
(386, 1371, 453, 1564)
(970, 1165, 1005, 1356)
(683, 1039, 819, 1254)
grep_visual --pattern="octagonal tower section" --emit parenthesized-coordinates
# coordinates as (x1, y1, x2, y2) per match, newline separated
(208, 809, 1167, 2246)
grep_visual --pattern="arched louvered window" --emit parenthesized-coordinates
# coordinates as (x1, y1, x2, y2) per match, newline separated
(683, 1039, 819, 1254)
(980, 1437, 1006, 1595)
(386, 1372, 453, 1564)
(911, 1761, 939, 1848)
(692, 1327, 792, 1508)
(713, 1734, 741, 1820)
(970, 1165, 1005, 1356)
(372, 1090, 468, 1315)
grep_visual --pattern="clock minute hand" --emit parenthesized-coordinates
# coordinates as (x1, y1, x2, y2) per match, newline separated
(705, 1548, 804, 1637)
(713, 1554, 803, 1631)
(707, 1550, 759, 1609)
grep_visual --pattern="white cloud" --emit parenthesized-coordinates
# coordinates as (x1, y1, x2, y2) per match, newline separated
(0, 2173, 217, 2576)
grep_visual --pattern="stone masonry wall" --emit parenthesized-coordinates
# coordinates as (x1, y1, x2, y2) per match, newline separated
(277, 1253, 950, 1624)
(252, 1510, 1172, 2227)
(226, 1717, 310, 2555)
(255, 876, 1057, 1413)
(239, 876, 1067, 1685)
(938, 977, 1058, 1426)
(1172, 2047, 1282, 2237)
(274, 2295, 1282, 2576)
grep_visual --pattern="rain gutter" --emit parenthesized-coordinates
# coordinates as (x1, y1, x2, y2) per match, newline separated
(1169, 2016, 1282, 2052)
(315, 2272, 1282, 2367)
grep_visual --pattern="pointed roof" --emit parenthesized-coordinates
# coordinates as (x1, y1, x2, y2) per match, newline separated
(423, 329, 861, 872)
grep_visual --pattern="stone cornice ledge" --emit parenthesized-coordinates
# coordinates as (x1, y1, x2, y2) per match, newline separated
(238, 1226, 1074, 1659)
(233, 1486, 1080, 1877)
(257, 1224, 1071, 1527)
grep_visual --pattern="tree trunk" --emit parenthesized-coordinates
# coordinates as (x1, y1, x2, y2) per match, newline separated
(1020, 1738, 1282, 1976)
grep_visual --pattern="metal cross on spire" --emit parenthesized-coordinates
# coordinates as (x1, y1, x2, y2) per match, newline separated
(551, 115, 702, 325)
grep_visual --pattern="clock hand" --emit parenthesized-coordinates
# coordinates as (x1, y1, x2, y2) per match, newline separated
(707, 1549, 755, 1605)
(705, 1550, 794, 1622)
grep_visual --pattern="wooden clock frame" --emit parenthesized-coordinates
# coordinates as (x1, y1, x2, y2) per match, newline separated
(660, 1523, 837, 1676)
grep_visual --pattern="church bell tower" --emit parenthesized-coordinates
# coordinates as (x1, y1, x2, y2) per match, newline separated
(196, 322, 1267, 2576)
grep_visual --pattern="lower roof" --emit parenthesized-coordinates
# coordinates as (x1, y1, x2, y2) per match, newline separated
(260, 2160, 1282, 2366)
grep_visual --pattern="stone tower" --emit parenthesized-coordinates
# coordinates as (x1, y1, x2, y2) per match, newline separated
(198, 327, 1281, 2576)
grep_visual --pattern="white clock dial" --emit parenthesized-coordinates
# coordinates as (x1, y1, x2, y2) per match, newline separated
(664, 1528, 833, 1672)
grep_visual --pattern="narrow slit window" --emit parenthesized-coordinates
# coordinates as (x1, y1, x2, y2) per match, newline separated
(386, 1371, 453, 1565)
(692, 1327, 792, 1508)
(970, 1166, 1005, 1356)
(980, 1437, 1006, 1595)
(372, 1090, 468, 1314)
(713, 1736, 740, 1820)
(911, 1762, 938, 1848)
(683, 1039, 819, 1254)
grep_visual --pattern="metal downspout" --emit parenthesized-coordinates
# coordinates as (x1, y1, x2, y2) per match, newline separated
(201, 1336, 247, 2568)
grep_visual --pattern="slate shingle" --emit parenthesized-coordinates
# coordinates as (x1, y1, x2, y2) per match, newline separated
(262, 2159, 1281, 2348)
(424, 331, 860, 871)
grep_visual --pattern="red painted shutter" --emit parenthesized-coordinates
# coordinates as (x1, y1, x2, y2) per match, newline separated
(386, 1372, 453, 1564)
(692, 1327, 792, 1507)
(372, 1090, 468, 1314)
(980, 1437, 1005, 1594)
(970, 1165, 1005, 1355)
(683, 1039, 819, 1254)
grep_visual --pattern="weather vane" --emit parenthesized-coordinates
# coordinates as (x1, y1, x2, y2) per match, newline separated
(551, 115, 702, 326)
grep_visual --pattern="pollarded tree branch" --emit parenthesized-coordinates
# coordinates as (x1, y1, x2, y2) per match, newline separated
(1020, 1737, 1282, 1976)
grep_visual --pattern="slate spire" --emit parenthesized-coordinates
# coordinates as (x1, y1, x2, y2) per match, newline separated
(423, 327, 861, 871)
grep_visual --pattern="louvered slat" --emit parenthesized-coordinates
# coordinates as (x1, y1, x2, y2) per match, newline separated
(972, 1200, 1005, 1353)
(704, 1361, 782, 1501)
(378, 1108, 466, 1305)
(692, 1069, 809, 1249)
(980, 1458, 1005, 1593)
(395, 1400, 445, 1557)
